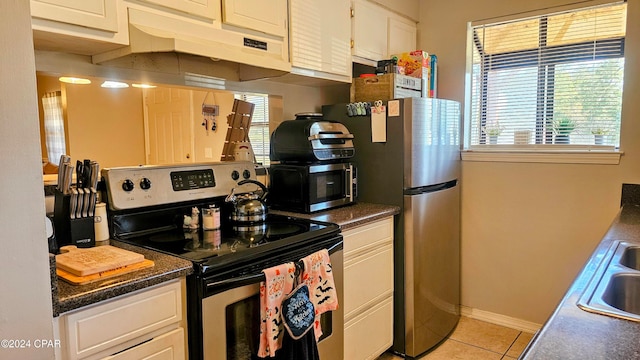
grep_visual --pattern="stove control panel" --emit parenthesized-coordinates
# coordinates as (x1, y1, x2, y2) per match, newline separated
(170, 169, 215, 191)
(102, 162, 259, 210)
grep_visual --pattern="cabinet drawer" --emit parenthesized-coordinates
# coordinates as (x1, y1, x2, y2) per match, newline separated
(343, 217, 393, 256)
(102, 328, 185, 360)
(344, 296, 393, 360)
(344, 243, 393, 316)
(62, 280, 183, 360)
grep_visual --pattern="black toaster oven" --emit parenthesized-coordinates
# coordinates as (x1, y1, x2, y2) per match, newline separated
(269, 162, 357, 213)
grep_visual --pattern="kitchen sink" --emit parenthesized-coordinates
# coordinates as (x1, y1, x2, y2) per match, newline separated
(601, 274, 640, 316)
(620, 246, 640, 270)
(578, 241, 640, 322)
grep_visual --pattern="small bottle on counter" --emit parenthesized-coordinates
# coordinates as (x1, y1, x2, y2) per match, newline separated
(202, 205, 221, 230)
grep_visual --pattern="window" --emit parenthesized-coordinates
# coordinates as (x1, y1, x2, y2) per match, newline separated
(468, 2, 626, 150)
(42, 91, 66, 164)
(235, 93, 270, 166)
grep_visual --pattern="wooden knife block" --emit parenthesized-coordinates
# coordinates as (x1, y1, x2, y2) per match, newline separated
(53, 189, 95, 251)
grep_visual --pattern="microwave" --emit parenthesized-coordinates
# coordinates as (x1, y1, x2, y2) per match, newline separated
(269, 163, 357, 213)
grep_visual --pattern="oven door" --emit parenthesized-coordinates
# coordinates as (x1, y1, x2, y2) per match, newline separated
(201, 243, 344, 360)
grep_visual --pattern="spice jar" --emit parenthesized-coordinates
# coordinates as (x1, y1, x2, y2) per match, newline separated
(202, 206, 221, 230)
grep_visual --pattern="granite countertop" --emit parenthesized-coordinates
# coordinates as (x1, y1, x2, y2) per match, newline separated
(50, 202, 397, 317)
(51, 240, 193, 316)
(270, 202, 400, 231)
(522, 204, 640, 359)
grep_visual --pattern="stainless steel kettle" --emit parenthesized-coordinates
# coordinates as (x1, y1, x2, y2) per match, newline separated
(225, 179, 268, 223)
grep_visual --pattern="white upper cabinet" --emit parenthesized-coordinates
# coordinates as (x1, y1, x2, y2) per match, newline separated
(138, 0, 220, 21)
(222, 0, 287, 37)
(352, 0, 387, 62)
(30, 0, 118, 32)
(289, 0, 351, 81)
(351, 0, 417, 63)
(388, 15, 417, 57)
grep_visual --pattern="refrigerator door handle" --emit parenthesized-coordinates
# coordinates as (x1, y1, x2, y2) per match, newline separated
(403, 179, 457, 196)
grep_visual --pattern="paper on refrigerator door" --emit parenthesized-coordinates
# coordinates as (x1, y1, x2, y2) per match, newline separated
(371, 105, 387, 143)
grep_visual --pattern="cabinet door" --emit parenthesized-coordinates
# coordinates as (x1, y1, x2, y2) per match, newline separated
(352, 0, 387, 61)
(139, 0, 221, 21)
(61, 280, 184, 360)
(388, 16, 417, 56)
(222, 0, 287, 37)
(290, 0, 351, 77)
(343, 217, 394, 360)
(344, 297, 393, 360)
(30, 0, 117, 32)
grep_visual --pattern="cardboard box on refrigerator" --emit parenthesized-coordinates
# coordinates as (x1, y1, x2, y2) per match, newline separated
(392, 50, 429, 79)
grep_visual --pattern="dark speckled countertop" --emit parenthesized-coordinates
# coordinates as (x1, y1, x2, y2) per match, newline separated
(522, 203, 640, 359)
(270, 202, 400, 230)
(50, 202, 396, 317)
(51, 240, 193, 316)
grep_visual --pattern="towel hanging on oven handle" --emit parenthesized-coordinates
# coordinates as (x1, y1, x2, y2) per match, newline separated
(204, 241, 342, 295)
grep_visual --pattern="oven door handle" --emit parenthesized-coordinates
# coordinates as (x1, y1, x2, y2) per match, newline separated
(205, 241, 343, 293)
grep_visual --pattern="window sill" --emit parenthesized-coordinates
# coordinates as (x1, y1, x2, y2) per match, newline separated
(461, 146, 623, 164)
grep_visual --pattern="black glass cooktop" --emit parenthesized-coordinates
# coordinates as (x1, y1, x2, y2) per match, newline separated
(115, 214, 339, 274)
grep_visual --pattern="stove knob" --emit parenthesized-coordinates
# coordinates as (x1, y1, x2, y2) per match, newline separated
(242, 169, 251, 179)
(140, 177, 152, 190)
(122, 179, 135, 192)
(231, 170, 240, 181)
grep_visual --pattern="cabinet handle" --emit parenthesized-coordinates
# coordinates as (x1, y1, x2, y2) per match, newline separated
(186, 153, 190, 159)
(350, 7, 355, 17)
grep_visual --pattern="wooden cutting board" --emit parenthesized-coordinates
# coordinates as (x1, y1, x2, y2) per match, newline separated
(55, 245, 145, 276)
(57, 259, 155, 285)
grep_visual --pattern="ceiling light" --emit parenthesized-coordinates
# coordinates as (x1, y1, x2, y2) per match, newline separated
(59, 77, 91, 85)
(131, 83, 157, 89)
(101, 81, 129, 88)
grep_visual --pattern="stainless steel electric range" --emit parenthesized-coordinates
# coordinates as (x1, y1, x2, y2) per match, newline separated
(101, 162, 344, 360)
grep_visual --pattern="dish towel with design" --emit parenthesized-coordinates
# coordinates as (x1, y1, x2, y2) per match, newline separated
(301, 249, 339, 340)
(258, 262, 296, 358)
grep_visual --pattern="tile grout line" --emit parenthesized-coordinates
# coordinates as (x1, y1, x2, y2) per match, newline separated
(502, 331, 523, 358)
(445, 338, 507, 357)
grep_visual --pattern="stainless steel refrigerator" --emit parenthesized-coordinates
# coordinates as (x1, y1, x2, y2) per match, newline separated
(323, 97, 460, 358)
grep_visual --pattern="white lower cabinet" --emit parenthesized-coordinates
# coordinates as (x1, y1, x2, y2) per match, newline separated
(56, 279, 187, 360)
(343, 217, 394, 360)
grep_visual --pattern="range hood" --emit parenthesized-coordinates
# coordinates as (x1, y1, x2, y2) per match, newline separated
(91, 8, 291, 82)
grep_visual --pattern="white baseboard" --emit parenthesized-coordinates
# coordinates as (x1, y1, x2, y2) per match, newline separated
(460, 306, 541, 334)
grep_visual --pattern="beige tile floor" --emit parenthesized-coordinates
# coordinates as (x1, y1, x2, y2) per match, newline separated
(377, 317, 534, 360)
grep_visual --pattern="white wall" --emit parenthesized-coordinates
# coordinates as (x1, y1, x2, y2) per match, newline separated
(419, 0, 640, 324)
(0, 1, 55, 358)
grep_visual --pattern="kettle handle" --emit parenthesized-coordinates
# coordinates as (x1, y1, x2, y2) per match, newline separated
(237, 179, 268, 201)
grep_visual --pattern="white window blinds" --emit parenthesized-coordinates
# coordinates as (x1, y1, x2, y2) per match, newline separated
(469, 2, 626, 148)
(236, 93, 270, 166)
(42, 91, 66, 164)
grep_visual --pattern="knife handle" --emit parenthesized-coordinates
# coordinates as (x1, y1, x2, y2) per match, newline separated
(90, 162, 100, 189)
(89, 188, 97, 217)
(82, 190, 90, 218)
(76, 188, 85, 219)
(70, 189, 78, 220)
(76, 161, 83, 188)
